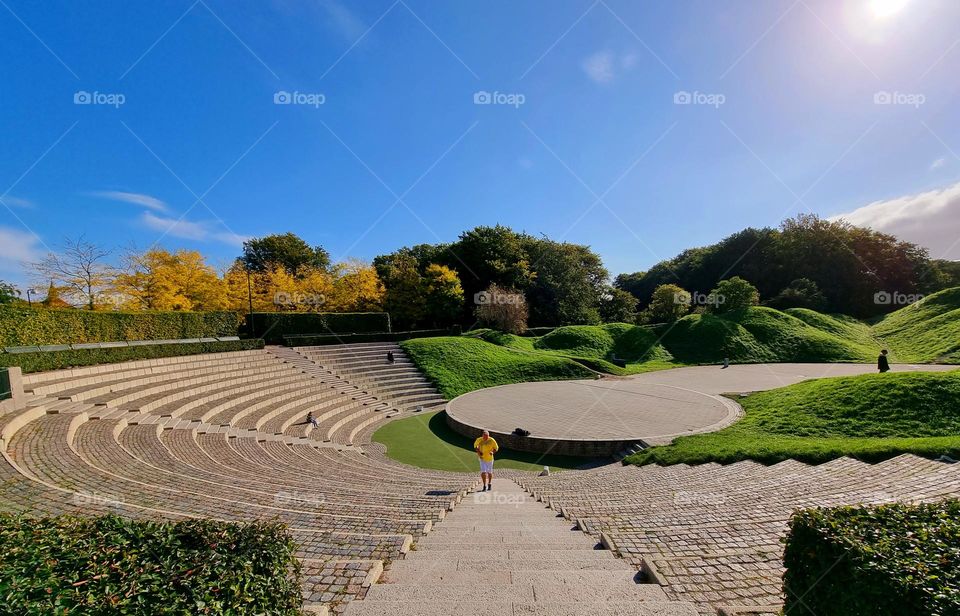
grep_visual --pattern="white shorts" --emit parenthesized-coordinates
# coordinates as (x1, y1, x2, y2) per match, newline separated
(480, 460, 494, 473)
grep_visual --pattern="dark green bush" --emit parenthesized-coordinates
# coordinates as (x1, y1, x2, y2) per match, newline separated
(284, 328, 452, 346)
(783, 500, 960, 616)
(247, 312, 391, 343)
(0, 306, 241, 346)
(0, 339, 264, 374)
(0, 514, 302, 615)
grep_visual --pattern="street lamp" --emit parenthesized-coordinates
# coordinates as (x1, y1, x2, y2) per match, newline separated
(245, 266, 255, 337)
(26, 288, 36, 307)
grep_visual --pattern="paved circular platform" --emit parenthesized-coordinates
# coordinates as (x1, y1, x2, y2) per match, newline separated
(446, 379, 742, 457)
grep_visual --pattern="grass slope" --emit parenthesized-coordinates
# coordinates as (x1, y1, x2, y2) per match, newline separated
(873, 287, 960, 363)
(627, 370, 960, 466)
(372, 411, 585, 472)
(400, 336, 593, 399)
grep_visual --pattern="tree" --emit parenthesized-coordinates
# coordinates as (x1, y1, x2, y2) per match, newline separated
(327, 260, 385, 312)
(0, 280, 18, 304)
(41, 282, 70, 308)
(31, 236, 113, 309)
(710, 277, 759, 313)
(599, 287, 638, 323)
(646, 284, 690, 323)
(114, 248, 227, 311)
(374, 252, 427, 329)
(422, 264, 464, 327)
(523, 237, 606, 326)
(240, 233, 330, 276)
(765, 278, 827, 311)
(475, 283, 528, 334)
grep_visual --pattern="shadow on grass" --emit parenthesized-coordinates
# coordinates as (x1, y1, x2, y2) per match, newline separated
(373, 410, 596, 472)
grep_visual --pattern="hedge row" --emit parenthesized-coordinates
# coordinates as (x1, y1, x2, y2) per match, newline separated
(0, 306, 241, 346)
(247, 311, 392, 343)
(783, 500, 960, 616)
(0, 339, 264, 373)
(284, 328, 456, 346)
(0, 514, 302, 615)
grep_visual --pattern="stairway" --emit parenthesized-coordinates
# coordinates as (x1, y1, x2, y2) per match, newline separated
(344, 480, 699, 615)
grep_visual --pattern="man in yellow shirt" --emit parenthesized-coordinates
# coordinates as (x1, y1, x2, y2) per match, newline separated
(473, 430, 499, 492)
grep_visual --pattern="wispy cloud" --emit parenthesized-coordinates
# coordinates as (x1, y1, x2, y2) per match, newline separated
(581, 50, 639, 84)
(0, 227, 43, 273)
(90, 190, 169, 212)
(930, 157, 947, 171)
(140, 211, 249, 246)
(831, 181, 960, 260)
(318, 0, 368, 41)
(0, 196, 34, 209)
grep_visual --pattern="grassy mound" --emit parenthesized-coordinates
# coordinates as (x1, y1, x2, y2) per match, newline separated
(627, 370, 960, 466)
(657, 307, 876, 364)
(0, 514, 302, 615)
(400, 336, 593, 399)
(874, 287, 960, 363)
(372, 411, 585, 472)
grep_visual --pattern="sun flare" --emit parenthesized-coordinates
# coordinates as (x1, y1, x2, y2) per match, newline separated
(870, 0, 910, 18)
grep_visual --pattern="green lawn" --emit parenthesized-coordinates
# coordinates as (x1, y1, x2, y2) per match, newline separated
(627, 370, 960, 466)
(873, 287, 960, 363)
(372, 411, 586, 472)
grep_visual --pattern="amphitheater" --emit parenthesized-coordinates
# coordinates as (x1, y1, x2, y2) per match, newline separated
(1, 343, 958, 615)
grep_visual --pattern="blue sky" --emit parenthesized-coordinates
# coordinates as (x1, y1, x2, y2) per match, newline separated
(2, 0, 959, 289)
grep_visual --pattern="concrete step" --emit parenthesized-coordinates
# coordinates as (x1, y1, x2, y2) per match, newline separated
(364, 582, 669, 602)
(414, 539, 600, 550)
(381, 569, 645, 587)
(344, 601, 699, 616)
(390, 555, 631, 573)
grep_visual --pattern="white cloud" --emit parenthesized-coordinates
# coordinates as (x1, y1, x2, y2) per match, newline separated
(830, 181, 960, 260)
(930, 157, 947, 170)
(90, 190, 168, 212)
(0, 196, 33, 209)
(140, 212, 249, 247)
(0, 226, 43, 273)
(581, 50, 638, 84)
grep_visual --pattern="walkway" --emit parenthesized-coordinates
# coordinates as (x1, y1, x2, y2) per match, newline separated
(344, 480, 699, 615)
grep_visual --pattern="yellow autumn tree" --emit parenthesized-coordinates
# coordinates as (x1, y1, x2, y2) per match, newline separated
(223, 261, 304, 312)
(327, 259, 385, 312)
(114, 248, 227, 311)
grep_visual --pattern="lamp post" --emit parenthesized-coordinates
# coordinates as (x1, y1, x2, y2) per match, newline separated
(26, 288, 36, 307)
(245, 266, 255, 337)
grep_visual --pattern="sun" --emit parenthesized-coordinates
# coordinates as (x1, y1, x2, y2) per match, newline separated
(869, 0, 910, 18)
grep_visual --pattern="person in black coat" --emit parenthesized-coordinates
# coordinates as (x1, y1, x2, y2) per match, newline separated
(878, 349, 890, 373)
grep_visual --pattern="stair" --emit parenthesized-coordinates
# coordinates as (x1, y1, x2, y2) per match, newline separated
(344, 480, 699, 616)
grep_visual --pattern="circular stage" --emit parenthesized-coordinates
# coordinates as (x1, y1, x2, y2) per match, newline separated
(446, 378, 742, 457)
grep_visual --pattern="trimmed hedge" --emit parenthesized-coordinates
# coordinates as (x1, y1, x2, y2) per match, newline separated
(0, 339, 264, 373)
(0, 306, 240, 346)
(284, 328, 455, 346)
(0, 514, 302, 615)
(784, 500, 960, 616)
(247, 312, 392, 344)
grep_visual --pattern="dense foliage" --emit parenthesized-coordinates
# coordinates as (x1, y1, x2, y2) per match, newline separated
(372, 251, 463, 329)
(246, 311, 391, 343)
(0, 514, 302, 615)
(616, 215, 949, 317)
(0, 306, 240, 347)
(783, 500, 960, 616)
(240, 232, 331, 274)
(0, 339, 264, 373)
(628, 371, 960, 466)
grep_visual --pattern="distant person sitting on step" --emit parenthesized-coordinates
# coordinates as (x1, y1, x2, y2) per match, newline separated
(386, 351, 395, 364)
(306, 412, 319, 428)
(878, 349, 890, 373)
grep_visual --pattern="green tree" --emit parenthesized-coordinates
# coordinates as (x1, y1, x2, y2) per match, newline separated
(599, 287, 638, 323)
(710, 277, 759, 313)
(240, 233, 330, 276)
(0, 280, 18, 304)
(374, 253, 426, 329)
(766, 278, 827, 311)
(441, 225, 535, 312)
(523, 237, 606, 326)
(646, 284, 690, 323)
